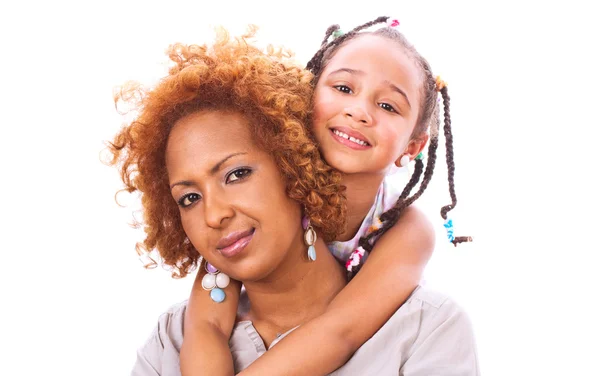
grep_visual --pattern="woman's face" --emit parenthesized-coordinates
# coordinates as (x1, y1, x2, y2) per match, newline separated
(166, 110, 304, 282)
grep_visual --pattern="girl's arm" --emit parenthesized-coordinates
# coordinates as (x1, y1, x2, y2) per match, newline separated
(180, 269, 241, 376)
(238, 205, 435, 376)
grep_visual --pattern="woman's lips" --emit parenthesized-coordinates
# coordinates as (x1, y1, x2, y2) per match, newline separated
(216, 228, 255, 258)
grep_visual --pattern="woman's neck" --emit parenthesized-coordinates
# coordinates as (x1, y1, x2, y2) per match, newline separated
(242, 238, 346, 345)
(338, 171, 387, 241)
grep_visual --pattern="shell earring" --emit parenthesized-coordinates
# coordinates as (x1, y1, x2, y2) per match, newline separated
(302, 216, 317, 261)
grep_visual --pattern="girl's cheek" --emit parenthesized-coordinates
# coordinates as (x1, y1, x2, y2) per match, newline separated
(380, 127, 408, 150)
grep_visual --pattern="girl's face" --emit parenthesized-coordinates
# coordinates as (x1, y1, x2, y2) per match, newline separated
(166, 111, 304, 282)
(312, 34, 424, 175)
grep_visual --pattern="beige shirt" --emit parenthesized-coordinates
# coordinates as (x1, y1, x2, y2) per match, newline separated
(132, 286, 480, 375)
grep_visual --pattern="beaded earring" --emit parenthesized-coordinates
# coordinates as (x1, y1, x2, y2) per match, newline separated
(199, 256, 231, 303)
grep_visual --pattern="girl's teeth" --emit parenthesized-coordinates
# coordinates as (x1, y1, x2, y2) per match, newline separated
(334, 130, 368, 146)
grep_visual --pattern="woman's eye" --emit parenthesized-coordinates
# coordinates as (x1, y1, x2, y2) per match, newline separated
(379, 103, 397, 113)
(178, 193, 201, 208)
(333, 85, 353, 94)
(226, 168, 252, 184)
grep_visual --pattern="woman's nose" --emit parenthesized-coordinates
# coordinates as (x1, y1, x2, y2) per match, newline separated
(203, 194, 235, 229)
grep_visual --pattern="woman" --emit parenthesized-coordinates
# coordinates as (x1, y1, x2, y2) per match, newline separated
(108, 29, 479, 375)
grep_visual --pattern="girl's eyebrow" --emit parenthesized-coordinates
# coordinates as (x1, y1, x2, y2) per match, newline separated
(328, 67, 364, 76)
(384, 80, 411, 109)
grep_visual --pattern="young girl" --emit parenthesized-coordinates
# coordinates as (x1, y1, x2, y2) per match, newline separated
(178, 16, 472, 376)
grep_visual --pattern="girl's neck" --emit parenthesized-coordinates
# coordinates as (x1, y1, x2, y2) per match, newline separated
(243, 238, 346, 345)
(338, 171, 387, 241)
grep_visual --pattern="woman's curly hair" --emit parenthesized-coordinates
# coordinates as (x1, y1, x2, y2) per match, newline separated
(106, 27, 346, 278)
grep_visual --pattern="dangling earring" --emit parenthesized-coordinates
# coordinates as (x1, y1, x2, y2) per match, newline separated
(302, 216, 317, 261)
(199, 256, 230, 303)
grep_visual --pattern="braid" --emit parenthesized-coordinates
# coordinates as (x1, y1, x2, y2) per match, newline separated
(370, 134, 439, 242)
(400, 158, 424, 200)
(351, 16, 389, 33)
(305, 42, 328, 74)
(356, 158, 424, 253)
(439, 86, 472, 246)
(357, 96, 441, 253)
(306, 16, 389, 77)
(439, 87, 456, 220)
(320, 25, 341, 47)
(350, 133, 440, 280)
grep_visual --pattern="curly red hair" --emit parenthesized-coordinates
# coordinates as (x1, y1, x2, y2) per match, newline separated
(107, 27, 346, 278)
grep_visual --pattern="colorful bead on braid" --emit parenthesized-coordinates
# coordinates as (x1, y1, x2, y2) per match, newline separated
(368, 216, 383, 234)
(435, 76, 447, 92)
(345, 246, 366, 272)
(386, 18, 400, 27)
(443, 218, 455, 243)
(332, 29, 344, 39)
(347, 214, 384, 272)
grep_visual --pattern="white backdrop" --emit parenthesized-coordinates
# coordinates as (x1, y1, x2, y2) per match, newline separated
(1, 1, 599, 375)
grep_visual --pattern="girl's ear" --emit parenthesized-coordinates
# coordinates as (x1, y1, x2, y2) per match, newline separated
(394, 134, 430, 167)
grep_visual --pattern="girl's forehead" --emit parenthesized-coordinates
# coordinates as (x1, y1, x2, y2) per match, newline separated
(334, 34, 396, 58)
(324, 34, 422, 89)
(327, 35, 413, 73)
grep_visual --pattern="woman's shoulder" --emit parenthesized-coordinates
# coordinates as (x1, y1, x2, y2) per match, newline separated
(390, 286, 477, 359)
(162, 300, 188, 315)
(147, 300, 188, 347)
(366, 285, 475, 356)
(157, 300, 188, 331)
(131, 300, 188, 376)
(395, 286, 472, 327)
(396, 287, 479, 373)
(408, 285, 458, 308)
(331, 286, 478, 375)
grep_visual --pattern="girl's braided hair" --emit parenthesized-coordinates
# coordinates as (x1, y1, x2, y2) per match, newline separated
(306, 17, 472, 278)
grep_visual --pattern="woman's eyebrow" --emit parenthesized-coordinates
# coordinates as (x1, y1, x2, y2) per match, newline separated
(170, 152, 248, 189)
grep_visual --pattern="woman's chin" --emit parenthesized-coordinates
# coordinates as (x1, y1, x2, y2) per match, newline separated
(221, 262, 268, 284)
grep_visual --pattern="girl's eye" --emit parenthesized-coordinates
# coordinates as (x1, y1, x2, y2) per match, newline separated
(226, 168, 252, 184)
(178, 193, 201, 208)
(333, 85, 353, 94)
(379, 103, 397, 113)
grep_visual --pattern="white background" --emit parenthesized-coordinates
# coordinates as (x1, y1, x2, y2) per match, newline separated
(1, 1, 599, 375)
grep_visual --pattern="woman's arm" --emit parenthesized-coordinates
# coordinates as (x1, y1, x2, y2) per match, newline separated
(180, 269, 241, 376)
(238, 206, 435, 376)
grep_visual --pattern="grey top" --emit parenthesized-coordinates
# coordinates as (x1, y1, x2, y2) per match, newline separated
(132, 286, 480, 375)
